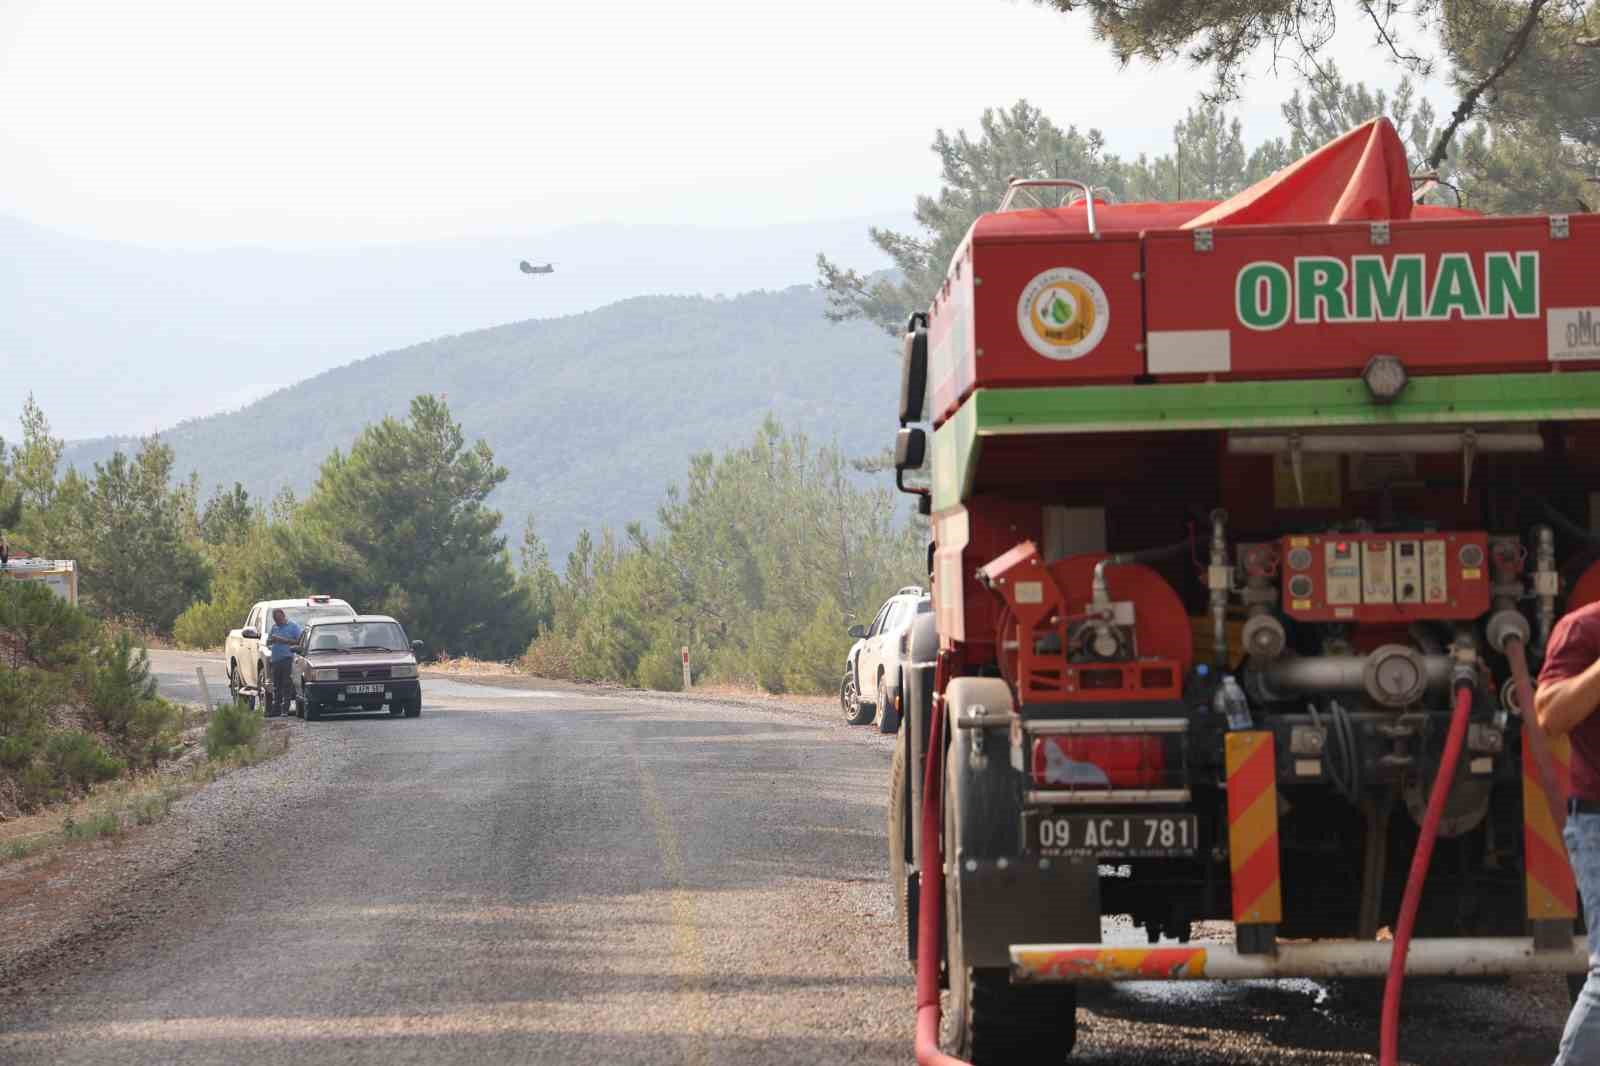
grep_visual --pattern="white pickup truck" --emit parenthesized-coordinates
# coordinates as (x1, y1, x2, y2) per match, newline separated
(225, 595, 356, 708)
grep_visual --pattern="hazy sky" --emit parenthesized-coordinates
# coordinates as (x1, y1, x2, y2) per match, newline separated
(0, 0, 1454, 249)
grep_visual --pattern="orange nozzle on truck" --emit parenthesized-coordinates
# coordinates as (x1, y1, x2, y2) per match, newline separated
(886, 118, 1594, 1064)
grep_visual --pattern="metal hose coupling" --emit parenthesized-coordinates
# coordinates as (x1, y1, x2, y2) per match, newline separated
(1090, 554, 1130, 610)
(1485, 607, 1531, 659)
(1450, 640, 1479, 694)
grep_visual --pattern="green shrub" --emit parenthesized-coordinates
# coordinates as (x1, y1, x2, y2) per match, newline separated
(45, 731, 125, 791)
(0, 580, 94, 668)
(0, 734, 37, 772)
(173, 591, 248, 650)
(781, 599, 851, 695)
(0, 667, 66, 781)
(0, 665, 66, 727)
(2, 834, 50, 862)
(205, 699, 262, 760)
(78, 632, 182, 767)
(741, 608, 801, 694)
(130, 790, 176, 826)
(521, 630, 582, 680)
(635, 638, 684, 692)
(125, 699, 184, 767)
(16, 763, 57, 809)
(572, 597, 649, 683)
(62, 811, 121, 841)
(85, 632, 158, 736)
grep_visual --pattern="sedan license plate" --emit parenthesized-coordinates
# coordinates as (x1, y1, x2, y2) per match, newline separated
(346, 683, 384, 695)
(1030, 813, 1198, 859)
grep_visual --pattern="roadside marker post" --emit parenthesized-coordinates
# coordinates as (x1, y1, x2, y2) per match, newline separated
(681, 646, 691, 690)
(195, 666, 216, 718)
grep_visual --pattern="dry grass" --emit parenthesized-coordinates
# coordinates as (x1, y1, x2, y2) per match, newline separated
(669, 680, 836, 709)
(425, 654, 520, 677)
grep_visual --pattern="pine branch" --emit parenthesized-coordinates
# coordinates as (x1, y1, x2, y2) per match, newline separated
(1427, 0, 1554, 169)
(1357, 0, 1431, 72)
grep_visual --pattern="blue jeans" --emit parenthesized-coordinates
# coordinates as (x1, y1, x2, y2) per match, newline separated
(1557, 811, 1600, 1064)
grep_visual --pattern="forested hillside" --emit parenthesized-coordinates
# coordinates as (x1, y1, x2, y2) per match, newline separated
(62, 286, 895, 560)
(1, 213, 907, 441)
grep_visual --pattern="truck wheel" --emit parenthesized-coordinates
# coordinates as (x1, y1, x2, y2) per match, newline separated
(303, 699, 320, 722)
(229, 665, 255, 711)
(944, 795, 1079, 1063)
(877, 671, 902, 734)
(404, 700, 422, 718)
(889, 722, 917, 973)
(842, 669, 873, 725)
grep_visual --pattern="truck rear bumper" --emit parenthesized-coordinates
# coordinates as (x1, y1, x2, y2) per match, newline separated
(1010, 936, 1589, 982)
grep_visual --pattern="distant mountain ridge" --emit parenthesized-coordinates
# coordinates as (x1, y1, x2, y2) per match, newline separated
(0, 212, 909, 441)
(60, 285, 898, 559)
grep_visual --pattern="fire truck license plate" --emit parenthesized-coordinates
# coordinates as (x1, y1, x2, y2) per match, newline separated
(346, 684, 384, 695)
(1030, 813, 1198, 859)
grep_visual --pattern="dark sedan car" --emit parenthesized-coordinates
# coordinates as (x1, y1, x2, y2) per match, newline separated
(291, 614, 424, 720)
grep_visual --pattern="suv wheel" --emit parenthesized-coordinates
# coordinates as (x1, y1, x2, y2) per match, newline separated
(877, 671, 902, 734)
(842, 668, 874, 725)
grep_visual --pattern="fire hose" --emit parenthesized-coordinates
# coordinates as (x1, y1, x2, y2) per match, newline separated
(1506, 636, 1568, 842)
(914, 688, 969, 1066)
(1379, 674, 1475, 1065)
(1380, 636, 1567, 1065)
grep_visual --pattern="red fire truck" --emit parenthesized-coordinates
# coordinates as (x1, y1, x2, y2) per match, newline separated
(887, 118, 1594, 1064)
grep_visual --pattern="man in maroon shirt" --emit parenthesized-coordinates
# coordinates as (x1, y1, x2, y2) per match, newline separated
(1536, 600, 1600, 1064)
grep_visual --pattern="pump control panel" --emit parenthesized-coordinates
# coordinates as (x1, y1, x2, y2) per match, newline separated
(1278, 532, 1490, 622)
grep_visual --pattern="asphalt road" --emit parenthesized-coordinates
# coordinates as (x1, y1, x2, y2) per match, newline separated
(0, 651, 1576, 1064)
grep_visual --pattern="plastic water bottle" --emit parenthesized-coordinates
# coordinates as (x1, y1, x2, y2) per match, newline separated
(1215, 675, 1253, 731)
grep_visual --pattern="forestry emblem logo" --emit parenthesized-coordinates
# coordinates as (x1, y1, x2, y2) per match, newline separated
(1019, 268, 1110, 360)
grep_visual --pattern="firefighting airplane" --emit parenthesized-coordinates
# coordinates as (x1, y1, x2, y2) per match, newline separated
(518, 260, 555, 275)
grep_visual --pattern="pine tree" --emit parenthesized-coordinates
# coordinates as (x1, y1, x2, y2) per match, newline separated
(289, 394, 534, 659)
(78, 439, 209, 630)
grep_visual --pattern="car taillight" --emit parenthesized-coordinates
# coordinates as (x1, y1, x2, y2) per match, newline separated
(1031, 735, 1165, 789)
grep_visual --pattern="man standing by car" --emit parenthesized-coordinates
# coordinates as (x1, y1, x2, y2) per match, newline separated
(1535, 599, 1600, 1064)
(265, 607, 302, 718)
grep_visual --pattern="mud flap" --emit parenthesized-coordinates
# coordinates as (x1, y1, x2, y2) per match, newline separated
(945, 678, 1100, 968)
(956, 855, 1101, 968)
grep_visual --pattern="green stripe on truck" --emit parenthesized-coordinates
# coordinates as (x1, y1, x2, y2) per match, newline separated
(931, 371, 1600, 509)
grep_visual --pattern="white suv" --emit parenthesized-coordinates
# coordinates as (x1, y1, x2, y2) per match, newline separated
(842, 586, 931, 731)
(225, 595, 357, 709)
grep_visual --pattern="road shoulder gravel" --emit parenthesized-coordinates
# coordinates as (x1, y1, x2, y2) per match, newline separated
(0, 716, 355, 997)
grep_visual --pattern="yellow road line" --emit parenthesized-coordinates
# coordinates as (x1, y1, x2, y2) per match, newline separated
(626, 732, 711, 1066)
